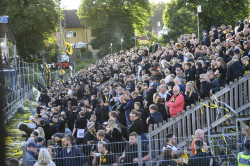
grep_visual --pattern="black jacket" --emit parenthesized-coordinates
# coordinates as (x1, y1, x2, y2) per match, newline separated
(199, 81, 213, 99)
(40, 93, 50, 107)
(52, 122, 60, 134)
(195, 66, 206, 89)
(226, 61, 244, 82)
(185, 92, 198, 107)
(100, 106, 109, 123)
(129, 118, 144, 135)
(204, 35, 210, 47)
(210, 77, 220, 93)
(188, 149, 210, 166)
(185, 68, 195, 82)
(156, 103, 168, 121)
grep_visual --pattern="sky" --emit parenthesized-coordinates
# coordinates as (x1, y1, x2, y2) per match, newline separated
(63, 0, 171, 9)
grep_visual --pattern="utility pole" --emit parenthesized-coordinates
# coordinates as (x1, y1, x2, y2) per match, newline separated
(121, 38, 123, 51)
(131, 32, 138, 47)
(191, 5, 201, 40)
(110, 43, 112, 55)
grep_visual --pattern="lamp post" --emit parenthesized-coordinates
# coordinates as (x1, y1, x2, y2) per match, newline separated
(131, 32, 137, 47)
(121, 38, 123, 51)
(158, 21, 160, 41)
(191, 5, 201, 40)
(110, 43, 112, 55)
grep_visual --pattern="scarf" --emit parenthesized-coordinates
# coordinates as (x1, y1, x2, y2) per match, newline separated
(171, 92, 181, 102)
(99, 150, 108, 165)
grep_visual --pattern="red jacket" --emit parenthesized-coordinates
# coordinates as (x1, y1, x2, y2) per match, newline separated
(167, 94, 184, 118)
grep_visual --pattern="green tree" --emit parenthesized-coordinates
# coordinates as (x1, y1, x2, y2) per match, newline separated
(162, 0, 250, 43)
(1, 0, 58, 59)
(145, 1, 166, 32)
(77, 0, 152, 54)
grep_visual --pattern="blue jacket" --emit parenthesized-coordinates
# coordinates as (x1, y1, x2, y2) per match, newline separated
(151, 112, 163, 124)
(26, 150, 37, 166)
(123, 98, 134, 117)
(127, 83, 135, 93)
(210, 77, 220, 93)
(59, 146, 85, 166)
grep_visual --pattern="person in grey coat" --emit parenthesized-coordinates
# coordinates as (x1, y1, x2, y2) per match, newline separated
(26, 142, 38, 166)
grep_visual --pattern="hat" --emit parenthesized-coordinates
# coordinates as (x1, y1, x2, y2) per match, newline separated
(167, 81, 175, 87)
(29, 116, 34, 121)
(32, 131, 38, 136)
(103, 122, 108, 125)
(87, 122, 95, 129)
(225, 26, 229, 29)
(211, 26, 216, 29)
(187, 58, 194, 62)
(37, 137, 43, 143)
(53, 133, 64, 139)
(202, 30, 207, 33)
(27, 142, 39, 148)
(47, 139, 56, 146)
(234, 49, 240, 54)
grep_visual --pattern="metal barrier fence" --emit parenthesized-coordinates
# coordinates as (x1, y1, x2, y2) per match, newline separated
(20, 132, 246, 166)
(2, 56, 65, 123)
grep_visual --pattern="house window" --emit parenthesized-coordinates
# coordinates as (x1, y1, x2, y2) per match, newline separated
(66, 31, 77, 37)
(91, 29, 95, 36)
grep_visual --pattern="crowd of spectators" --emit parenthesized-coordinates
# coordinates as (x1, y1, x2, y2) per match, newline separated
(9, 20, 250, 166)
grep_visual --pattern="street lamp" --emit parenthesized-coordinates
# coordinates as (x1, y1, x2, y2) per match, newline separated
(120, 38, 123, 51)
(191, 5, 201, 40)
(158, 21, 160, 41)
(110, 43, 112, 55)
(131, 32, 138, 47)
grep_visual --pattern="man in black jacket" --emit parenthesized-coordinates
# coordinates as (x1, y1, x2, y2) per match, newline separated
(40, 90, 50, 107)
(51, 115, 60, 134)
(188, 140, 210, 166)
(227, 55, 244, 82)
(39, 119, 53, 142)
(211, 26, 218, 42)
(129, 111, 144, 135)
(184, 62, 195, 82)
(207, 70, 220, 94)
(202, 30, 210, 47)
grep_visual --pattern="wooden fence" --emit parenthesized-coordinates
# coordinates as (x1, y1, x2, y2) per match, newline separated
(148, 72, 250, 162)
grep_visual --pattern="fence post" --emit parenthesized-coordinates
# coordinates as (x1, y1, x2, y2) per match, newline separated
(22, 145, 27, 166)
(205, 98, 212, 153)
(137, 135, 143, 166)
(148, 133, 152, 166)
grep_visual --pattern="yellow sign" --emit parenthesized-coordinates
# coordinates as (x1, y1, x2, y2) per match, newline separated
(64, 41, 73, 55)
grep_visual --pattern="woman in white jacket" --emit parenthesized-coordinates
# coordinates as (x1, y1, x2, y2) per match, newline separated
(33, 148, 56, 166)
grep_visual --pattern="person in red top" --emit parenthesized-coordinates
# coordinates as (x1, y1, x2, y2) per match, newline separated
(191, 129, 205, 155)
(167, 85, 184, 118)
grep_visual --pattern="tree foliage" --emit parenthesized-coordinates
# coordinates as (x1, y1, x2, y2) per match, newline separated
(77, 0, 152, 54)
(162, 0, 250, 43)
(145, 1, 166, 31)
(1, 0, 58, 59)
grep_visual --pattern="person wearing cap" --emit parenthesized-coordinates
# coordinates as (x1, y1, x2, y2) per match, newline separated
(53, 133, 63, 148)
(36, 137, 46, 153)
(202, 30, 210, 47)
(188, 140, 210, 166)
(238, 140, 250, 165)
(26, 142, 39, 166)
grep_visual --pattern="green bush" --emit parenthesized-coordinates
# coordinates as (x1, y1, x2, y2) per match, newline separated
(80, 46, 86, 52)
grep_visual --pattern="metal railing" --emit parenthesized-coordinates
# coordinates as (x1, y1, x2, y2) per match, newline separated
(20, 133, 246, 166)
(148, 72, 250, 163)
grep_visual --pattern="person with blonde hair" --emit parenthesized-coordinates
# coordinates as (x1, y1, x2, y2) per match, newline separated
(33, 148, 56, 166)
(199, 74, 213, 99)
(237, 125, 250, 151)
(185, 82, 198, 109)
(107, 119, 123, 164)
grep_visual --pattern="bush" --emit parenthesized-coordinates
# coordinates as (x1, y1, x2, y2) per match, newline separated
(80, 46, 86, 52)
